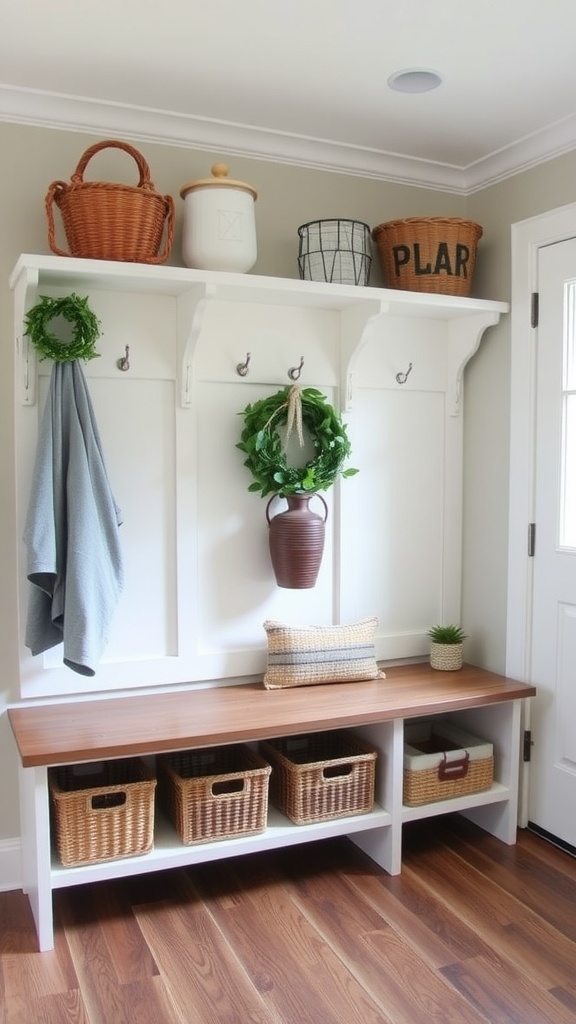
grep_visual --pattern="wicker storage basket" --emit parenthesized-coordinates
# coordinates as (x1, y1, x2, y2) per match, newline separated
(49, 758, 156, 867)
(403, 720, 493, 806)
(260, 731, 377, 825)
(158, 745, 271, 845)
(372, 217, 482, 296)
(45, 140, 175, 263)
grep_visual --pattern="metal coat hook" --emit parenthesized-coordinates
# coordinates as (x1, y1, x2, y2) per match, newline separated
(117, 345, 130, 371)
(288, 356, 304, 381)
(236, 352, 251, 377)
(396, 362, 413, 385)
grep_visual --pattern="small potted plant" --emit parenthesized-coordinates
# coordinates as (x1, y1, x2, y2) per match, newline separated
(427, 624, 467, 671)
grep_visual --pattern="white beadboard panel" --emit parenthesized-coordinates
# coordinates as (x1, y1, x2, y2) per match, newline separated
(193, 381, 336, 666)
(92, 377, 179, 662)
(20, 375, 179, 694)
(18, 285, 182, 696)
(339, 387, 445, 654)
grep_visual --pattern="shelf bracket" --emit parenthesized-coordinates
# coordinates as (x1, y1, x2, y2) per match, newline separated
(447, 311, 502, 417)
(340, 301, 389, 412)
(177, 284, 215, 408)
(13, 264, 40, 407)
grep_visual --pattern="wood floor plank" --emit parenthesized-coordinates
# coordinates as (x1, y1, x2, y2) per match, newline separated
(519, 827, 576, 879)
(550, 984, 576, 1014)
(0, 905, 79, 1007)
(57, 887, 158, 1024)
(0, 890, 39, 956)
(439, 816, 576, 942)
(0, 965, 5, 1024)
(266, 843, 489, 1024)
(133, 886, 276, 1024)
(401, 829, 576, 991)
(442, 953, 576, 1024)
(69, 879, 160, 984)
(2, 819, 576, 1024)
(286, 837, 491, 969)
(109, 976, 185, 1024)
(188, 854, 395, 1024)
(15, 989, 89, 1024)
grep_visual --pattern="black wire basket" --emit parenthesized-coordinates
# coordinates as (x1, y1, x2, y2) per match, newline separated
(297, 219, 372, 286)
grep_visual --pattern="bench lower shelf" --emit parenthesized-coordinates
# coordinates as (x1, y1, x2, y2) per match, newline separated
(50, 804, 392, 888)
(49, 779, 512, 889)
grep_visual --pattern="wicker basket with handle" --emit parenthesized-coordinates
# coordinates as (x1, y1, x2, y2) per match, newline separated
(45, 139, 175, 263)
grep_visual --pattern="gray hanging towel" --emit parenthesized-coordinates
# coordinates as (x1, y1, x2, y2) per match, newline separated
(24, 361, 124, 676)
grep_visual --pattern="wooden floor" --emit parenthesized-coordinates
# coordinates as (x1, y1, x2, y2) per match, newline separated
(2, 815, 576, 1024)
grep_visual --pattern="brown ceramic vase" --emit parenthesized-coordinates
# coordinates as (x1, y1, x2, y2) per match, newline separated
(266, 493, 328, 589)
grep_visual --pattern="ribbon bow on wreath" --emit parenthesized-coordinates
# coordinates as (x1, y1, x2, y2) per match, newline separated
(237, 384, 358, 497)
(262, 384, 304, 449)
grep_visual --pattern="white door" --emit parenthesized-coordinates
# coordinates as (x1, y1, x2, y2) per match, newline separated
(528, 237, 576, 848)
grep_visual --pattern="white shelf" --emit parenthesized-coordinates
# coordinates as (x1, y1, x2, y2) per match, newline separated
(10, 253, 509, 318)
(401, 781, 510, 823)
(50, 803, 392, 889)
(11, 252, 508, 416)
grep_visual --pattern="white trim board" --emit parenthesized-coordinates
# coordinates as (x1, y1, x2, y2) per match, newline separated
(507, 200, 576, 681)
(0, 839, 22, 893)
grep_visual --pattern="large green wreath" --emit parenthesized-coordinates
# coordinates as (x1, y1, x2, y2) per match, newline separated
(237, 385, 358, 497)
(24, 293, 101, 363)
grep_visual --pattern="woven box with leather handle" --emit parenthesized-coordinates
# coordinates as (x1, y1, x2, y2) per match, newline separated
(403, 720, 493, 806)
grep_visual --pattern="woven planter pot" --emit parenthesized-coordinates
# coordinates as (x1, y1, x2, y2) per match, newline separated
(372, 217, 482, 296)
(430, 642, 464, 671)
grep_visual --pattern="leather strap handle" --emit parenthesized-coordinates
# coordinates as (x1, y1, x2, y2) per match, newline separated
(437, 751, 469, 781)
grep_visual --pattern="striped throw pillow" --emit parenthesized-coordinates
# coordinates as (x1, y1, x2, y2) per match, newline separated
(262, 617, 385, 689)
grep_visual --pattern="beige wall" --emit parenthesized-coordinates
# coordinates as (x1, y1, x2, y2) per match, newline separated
(1, 118, 575, 853)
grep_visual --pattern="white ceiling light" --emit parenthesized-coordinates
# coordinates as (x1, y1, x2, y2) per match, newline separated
(387, 69, 443, 93)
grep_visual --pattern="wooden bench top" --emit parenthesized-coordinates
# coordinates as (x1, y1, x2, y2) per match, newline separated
(8, 663, 536, 768)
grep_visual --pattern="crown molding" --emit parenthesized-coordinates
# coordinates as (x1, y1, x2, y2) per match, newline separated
(0, 85, 464, 192)
(1, 84, 576, 197)
(462, 111, 576, 193)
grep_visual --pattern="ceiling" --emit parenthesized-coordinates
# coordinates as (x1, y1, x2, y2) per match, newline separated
(2, 0, 576, 194)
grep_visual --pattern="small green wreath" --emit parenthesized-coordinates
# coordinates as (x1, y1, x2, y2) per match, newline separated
(237, 385, 358, 497)
(24, 293, 101, 363)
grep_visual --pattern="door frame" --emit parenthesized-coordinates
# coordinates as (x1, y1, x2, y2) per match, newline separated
(508, 200, 576, 823)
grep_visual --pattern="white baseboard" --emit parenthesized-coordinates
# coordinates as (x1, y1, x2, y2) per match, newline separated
(0, 838, 22, 892)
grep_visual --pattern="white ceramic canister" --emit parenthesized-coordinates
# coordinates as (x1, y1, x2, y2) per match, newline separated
(180, 163, 258, 272)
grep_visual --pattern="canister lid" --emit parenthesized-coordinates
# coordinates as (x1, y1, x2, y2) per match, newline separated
(180, 163, 257, 200)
